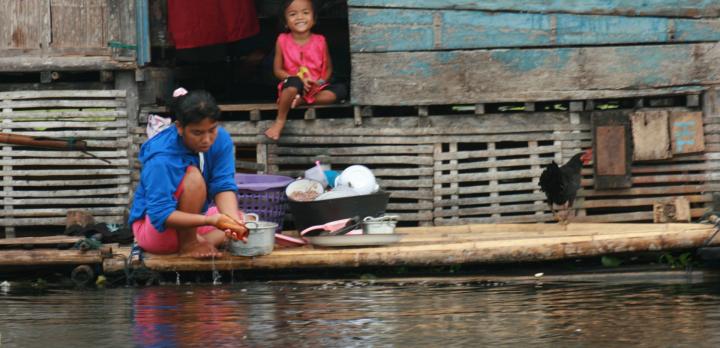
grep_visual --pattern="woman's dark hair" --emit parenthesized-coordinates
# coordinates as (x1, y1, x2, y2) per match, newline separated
(278, 0, 317, 32)
(171, 90, 221, 126)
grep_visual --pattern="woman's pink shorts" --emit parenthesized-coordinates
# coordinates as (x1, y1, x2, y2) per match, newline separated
(132, 206, 222, 254)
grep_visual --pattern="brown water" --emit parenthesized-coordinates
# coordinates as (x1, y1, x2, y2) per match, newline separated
(2, 274, 720, 347)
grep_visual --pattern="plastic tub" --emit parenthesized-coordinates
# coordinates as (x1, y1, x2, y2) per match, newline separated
(288, 191, 390, 232)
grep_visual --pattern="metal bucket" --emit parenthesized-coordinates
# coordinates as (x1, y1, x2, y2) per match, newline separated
(229, 215, 278, 257)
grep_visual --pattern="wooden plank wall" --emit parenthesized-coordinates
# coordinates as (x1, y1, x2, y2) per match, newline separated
(348, 0, 720, 105)
(129, 94, 713, 228)
(0, 0, 136, 70)
(1, 90, 131, 237)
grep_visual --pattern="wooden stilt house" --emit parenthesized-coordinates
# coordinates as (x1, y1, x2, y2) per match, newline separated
(3, 0, 720, 239)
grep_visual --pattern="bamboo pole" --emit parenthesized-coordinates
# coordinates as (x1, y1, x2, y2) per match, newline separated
(0, 249, 104, 266)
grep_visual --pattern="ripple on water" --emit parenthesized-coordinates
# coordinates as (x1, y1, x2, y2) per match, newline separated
(1, 279, 720, 347)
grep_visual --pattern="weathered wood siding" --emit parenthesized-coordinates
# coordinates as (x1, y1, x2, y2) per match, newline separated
(348, 0, 720, 105)
(123, 92, 714, 228)
(0, 0, 136, 71)
(1, 90, 131, 236)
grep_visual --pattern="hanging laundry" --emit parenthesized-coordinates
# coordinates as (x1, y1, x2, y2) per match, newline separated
(168, 0, 260, 49)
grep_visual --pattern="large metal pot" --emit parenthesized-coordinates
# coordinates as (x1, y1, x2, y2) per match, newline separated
(229, 214, 277, 257)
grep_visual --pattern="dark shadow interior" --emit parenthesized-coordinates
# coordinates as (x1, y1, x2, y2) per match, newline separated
(149, 0, 350, 105)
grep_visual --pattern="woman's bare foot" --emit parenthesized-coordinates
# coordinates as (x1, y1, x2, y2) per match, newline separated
(179, 240, 223, 259)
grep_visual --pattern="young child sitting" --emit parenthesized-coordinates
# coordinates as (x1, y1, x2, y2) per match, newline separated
(265, 0, 347, 141)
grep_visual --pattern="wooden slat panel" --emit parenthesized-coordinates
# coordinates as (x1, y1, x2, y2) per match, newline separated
(0, 150, 128, 158)
(348, 0, 720, 18)
(0, 90, 126, 99)
(0, 207, 125, 217)
(1, 89, 132, 233)
(583, 194, 711, 209)
(0, 99, 125, 109)
(6, 197, 129, 205)
(6, 120, 128, 129)
(350, 8, 720, 52)
(0, 216, 125, 226)
(274, 145, 435, 155)
(7, 127, 126, 136)
(351, 44, 720, 105)
(3, 177, 131, 187)
(5, 186, 128, 198)
(0, 168, 130, 176)
(223, 113, 586, 136)
(0, 158, 129, 166)
(435, 193, 547, 208)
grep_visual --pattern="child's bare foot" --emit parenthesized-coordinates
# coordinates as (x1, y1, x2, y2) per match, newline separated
(291, 95, 303, 108)
(264, 121, 285, 140)
(179, 240, 223, 259)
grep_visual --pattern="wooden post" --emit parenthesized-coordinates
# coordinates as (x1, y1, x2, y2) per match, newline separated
(432, 143, 443, 225)
(449, 142, 459, 221)
(115, 71, 138, 207)
(353, 105, 363, 126)
(2, 99, 13, 238)
(304, 107, 316, 120)
(257, 143, 268, 174)
(569, 101, 584, 216)
(249, 109, 261, 122)
(418, 106, 430, 127)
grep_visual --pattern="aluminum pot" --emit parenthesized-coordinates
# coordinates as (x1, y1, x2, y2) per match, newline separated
(230, 214, 278, 257)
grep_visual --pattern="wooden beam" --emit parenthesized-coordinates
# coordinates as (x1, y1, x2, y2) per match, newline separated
(351, 44, 717, 105)
(347, 0, 720, 18)
(350, 8, 720, 52)
(0, 57, 136, 72)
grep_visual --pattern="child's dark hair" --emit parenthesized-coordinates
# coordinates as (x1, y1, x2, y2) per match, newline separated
(278, 0, 317, 32)
(171, 89, 221, 126)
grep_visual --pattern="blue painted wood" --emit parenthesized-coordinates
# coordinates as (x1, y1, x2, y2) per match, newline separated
(350, 8, 720, 52)
(348, 0, 720, 18)
(350, 43, 720, 105)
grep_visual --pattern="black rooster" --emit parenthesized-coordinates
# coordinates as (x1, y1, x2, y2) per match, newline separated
(539, 149, 593, 223)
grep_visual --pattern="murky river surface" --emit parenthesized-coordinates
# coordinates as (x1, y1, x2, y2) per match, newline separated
(2, 273, 720, 347)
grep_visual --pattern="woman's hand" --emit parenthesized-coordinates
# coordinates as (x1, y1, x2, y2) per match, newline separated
(208, 213, 249, 242)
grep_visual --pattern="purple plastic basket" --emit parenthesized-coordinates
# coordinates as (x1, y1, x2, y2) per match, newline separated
(235, 173, 294, 232)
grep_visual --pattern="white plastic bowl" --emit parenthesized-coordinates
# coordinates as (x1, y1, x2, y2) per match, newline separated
(334, 165, 379, 195)
(285, 179, 324, 201)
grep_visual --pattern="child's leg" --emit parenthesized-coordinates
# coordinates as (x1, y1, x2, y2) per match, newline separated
(309, 83, 346, 105)
(267, 77, 303, 140)
(312, 90, 338, 105)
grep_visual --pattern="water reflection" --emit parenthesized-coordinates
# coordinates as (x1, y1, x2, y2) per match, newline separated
(2, 277, 720, 347)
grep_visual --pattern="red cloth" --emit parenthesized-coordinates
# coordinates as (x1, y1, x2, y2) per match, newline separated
(168, 0, 260, 49)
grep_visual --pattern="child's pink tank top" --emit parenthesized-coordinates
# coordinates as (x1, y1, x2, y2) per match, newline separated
(277, 33, 327, 81)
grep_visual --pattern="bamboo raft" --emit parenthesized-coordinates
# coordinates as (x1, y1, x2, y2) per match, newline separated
(2, 223, 717, 274)
(98, 223, 719, 273)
